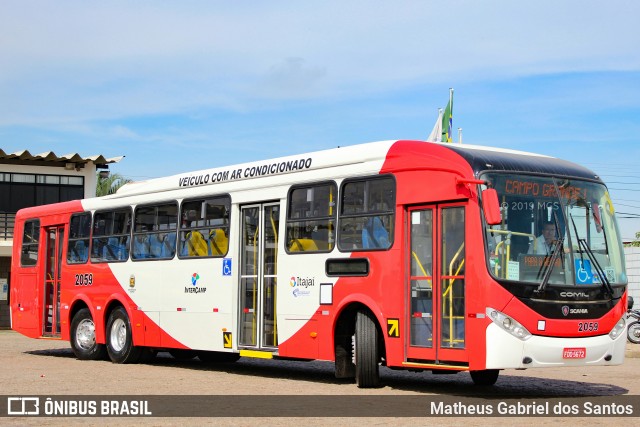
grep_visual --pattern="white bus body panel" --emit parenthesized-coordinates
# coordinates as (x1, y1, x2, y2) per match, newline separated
(485, 322, 626, 369)
(86, 143, 390, 350)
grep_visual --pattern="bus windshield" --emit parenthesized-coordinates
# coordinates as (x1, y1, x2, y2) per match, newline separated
(482, 173, 627, 287)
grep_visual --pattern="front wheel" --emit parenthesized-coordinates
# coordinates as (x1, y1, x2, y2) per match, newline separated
(106, 307, 141, 364)
(70, 308, 106, 360)
(628, 321, 640, 344)
(355, 310, 381, 388)
(470, 369, 499, 386)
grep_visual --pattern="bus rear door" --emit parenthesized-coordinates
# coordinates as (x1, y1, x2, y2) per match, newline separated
(238, 202, 280, 351)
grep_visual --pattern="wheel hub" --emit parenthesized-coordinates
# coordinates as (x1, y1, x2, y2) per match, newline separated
(76, 319, 96, 350)
(110, 318, 127, 352)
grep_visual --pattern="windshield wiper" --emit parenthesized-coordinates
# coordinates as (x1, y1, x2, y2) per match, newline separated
(534, 236, 564, 295)
(569, 214, 614, 297)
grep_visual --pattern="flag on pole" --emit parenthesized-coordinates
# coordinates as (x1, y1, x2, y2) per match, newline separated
(427, 88, 454, 143)
(427, 108, 443, 142)
(441, 88, 453, 143)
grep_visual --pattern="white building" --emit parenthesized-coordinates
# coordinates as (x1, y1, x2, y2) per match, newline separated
(0, 149, 122, 328)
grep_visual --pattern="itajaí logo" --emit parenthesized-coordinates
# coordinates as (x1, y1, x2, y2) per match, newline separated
(289, 275, 314, 297)
(289, 276, 315, 288)
(186, 273, 206, 294)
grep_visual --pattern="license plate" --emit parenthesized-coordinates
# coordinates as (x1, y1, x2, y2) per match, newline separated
(563, 347, 586, 359)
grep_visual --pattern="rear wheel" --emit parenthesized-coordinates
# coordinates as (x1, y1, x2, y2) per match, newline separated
(355, 310, 380, 388)
(106, 307, 141, 364)
(628, 321, 640, 344)
(70, 308, 106, 360)
(470, 369, 499, 386)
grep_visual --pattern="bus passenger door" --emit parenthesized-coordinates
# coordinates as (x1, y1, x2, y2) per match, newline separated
(406, 205, 467, 364)
(43, 225, 64, 337)
(238, 202, 280, 350)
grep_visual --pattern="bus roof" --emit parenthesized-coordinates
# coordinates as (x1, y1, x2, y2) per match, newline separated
(444, 142, 600, 182)
(107, 140, 600, 199)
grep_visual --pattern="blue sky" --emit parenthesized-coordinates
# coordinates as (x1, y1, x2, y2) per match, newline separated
(1, 1, 639, 240)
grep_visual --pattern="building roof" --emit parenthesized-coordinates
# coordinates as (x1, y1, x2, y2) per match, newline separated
(0, 149, 123, 168)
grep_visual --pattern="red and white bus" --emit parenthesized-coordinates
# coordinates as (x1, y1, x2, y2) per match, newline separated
(10, 140, 628, 387)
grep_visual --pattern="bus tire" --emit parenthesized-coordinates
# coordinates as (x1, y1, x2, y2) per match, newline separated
(470, 369, 499, 386)
(106, 307, 141, 364)
(628, 321, 640, 344)
(70, 308, 107, 360)
(198, 351, 240, 363)
(355, 310, 380, 388)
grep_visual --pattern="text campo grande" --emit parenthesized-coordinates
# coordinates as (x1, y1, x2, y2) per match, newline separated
(430, 401, 634, 416)
(178, 158, 313, 188)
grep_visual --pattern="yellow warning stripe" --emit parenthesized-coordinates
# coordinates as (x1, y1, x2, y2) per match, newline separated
(239, 349, 273, 359)
(401, 361, 468, 371)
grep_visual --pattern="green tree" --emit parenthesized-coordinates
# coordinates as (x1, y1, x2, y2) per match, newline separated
(96, 172, 132, 197)
(626, 231, 640, 247)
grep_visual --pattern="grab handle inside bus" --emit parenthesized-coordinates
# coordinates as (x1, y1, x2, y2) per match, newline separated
(482, 188, 502, 225)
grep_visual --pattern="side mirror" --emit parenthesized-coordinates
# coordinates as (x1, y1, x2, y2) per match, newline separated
(482, 188, 502, 225)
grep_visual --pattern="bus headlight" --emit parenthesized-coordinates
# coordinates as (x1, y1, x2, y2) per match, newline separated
(609, 316, 626, 340)
(487, 307, 532, 341)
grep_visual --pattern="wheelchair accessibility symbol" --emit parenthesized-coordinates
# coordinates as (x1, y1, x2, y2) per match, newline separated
(574, 259, 593, 284)
(222, 258, 232, 276)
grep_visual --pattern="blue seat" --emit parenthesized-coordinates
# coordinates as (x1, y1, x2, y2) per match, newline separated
(133, 236, 150, 259)
(162, 232, 177, 258)
(148, 233, 162, 258)
(103, 237, 118, 260)
(362, 217, 390, 249)
(72, 240, 88, 263)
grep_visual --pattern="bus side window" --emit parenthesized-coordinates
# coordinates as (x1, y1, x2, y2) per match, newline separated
(134, 202, 179, 261)
(20, 219, 41, 267)
(338, 176, 395, 251)
(286, 182, 337, 254)
(179, 196, 230, 258)
(68, 213, 90, 264)
(92, 208, 132, 263)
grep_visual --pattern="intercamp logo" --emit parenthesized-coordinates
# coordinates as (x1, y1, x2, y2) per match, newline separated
(191, 273, 200, 286)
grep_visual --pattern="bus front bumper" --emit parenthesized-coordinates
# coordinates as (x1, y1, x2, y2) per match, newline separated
(485, 322, 626, 369)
